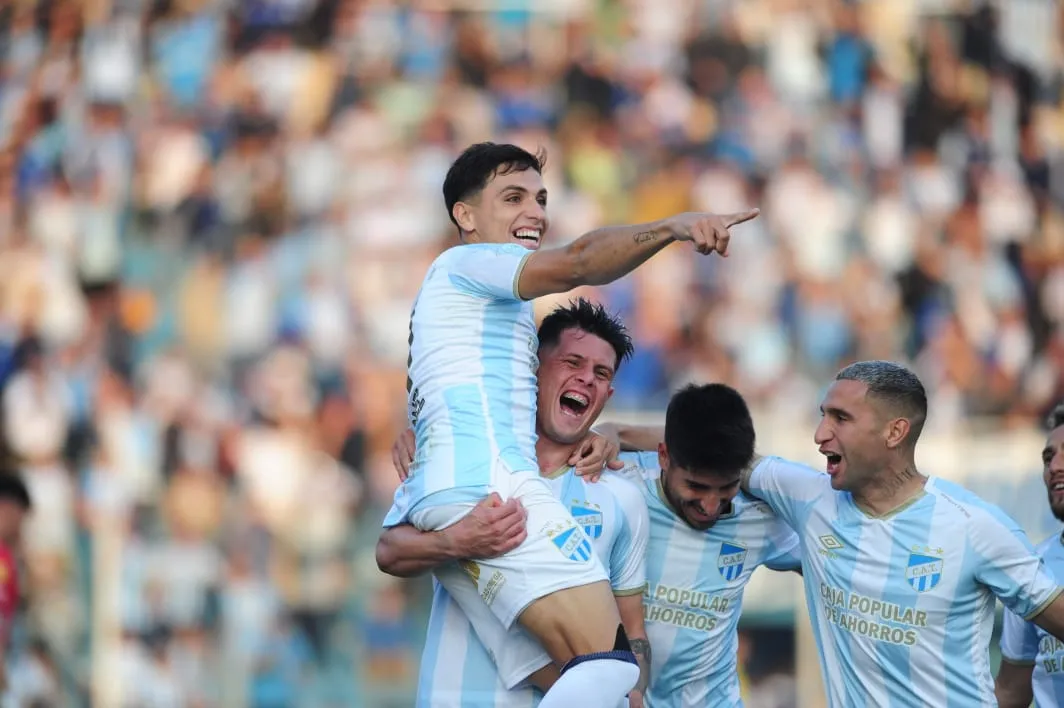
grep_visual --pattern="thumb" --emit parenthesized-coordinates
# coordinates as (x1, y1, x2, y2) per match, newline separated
(723, 208, 760, 228)
(607, 458, 625, 470)
(485, 492, 503, 507)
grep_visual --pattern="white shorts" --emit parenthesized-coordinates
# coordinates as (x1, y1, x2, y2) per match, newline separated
(410, 469, 608, 687)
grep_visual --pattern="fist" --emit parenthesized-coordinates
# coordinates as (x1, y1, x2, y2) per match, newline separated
(664, 209, 760, 256)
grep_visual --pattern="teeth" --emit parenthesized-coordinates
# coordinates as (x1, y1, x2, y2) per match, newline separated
(1054, 484, 1064, 491)
(515, 229, 540, 240)
(562, 392, 588, 406)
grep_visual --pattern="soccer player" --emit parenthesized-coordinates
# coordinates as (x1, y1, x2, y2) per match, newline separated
(0, 474, 31, 692)
(604, 383, 801, 707)
(384, 141, 758, 706)
(737, 361, 1064, 705)
(378, 299, 651, 706)
(996, 401, 1064, 708)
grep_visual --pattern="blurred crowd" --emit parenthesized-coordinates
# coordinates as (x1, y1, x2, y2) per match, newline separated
(0, 0, 1062, 705)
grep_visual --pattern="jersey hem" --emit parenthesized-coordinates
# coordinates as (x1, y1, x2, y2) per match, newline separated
(505, 574, 610, 629)
(1024, 586, 1064, 621)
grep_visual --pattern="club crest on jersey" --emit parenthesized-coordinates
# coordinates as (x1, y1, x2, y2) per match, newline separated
(718, 542, 747, 581)
(545, 520, 594, 562)
(569, 501, 604, 539)
(905, 549, 944, 592)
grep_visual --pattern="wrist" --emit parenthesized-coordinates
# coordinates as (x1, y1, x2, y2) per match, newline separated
(437, 526, 461, 561)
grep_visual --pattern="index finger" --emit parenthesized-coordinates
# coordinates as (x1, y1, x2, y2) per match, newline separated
(723, 208, 760, 228)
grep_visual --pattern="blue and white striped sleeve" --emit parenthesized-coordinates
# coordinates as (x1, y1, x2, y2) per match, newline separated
(763, 517, 802, 572)
(999, 608, 1040, 665)
(970, 508, 1062, 620)
(744, 456, 827, 530)
(606, 476, 649, 596)
(443, 243, 532, 301)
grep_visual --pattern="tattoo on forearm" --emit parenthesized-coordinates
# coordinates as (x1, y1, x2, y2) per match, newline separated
(633, 231, 658, 244)
(630, 638, 651, 692)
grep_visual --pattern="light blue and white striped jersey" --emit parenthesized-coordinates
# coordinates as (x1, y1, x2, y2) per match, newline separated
(384, 243, 538, 527)
(616, 452, 801, 708)
(1000, 530, 1064, 707)
(416, 467, 649, 707)
(748, 456, 1064, 708)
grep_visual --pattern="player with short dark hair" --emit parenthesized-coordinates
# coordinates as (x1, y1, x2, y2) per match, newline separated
(593, 383, 800, 706)
(996, 401, 1064, 708)
(381, 140, 759, 707)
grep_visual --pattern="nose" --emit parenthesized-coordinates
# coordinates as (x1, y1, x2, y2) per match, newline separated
(814, 418, 832, 446)
(525, 200, 546, 222)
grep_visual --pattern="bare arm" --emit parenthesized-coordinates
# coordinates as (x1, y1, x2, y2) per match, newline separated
(1030, 591, 1064, 639)
(616, 593, 650, 706)
(994, 659, 1034, 708)
(376, 494, 527, 577)
(593, 423, 664, 453)
(517, 210, 759, 300)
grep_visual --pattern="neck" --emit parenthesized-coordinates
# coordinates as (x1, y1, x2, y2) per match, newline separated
(851, 457, 928, 517)
(536, 437, 579, 477)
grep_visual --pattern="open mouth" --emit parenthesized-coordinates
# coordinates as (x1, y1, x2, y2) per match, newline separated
(559, 391, 589, 418)
(1052, 481, 1064, 496)
(513, 228, 541, 247)
(824, 453, 842, 475)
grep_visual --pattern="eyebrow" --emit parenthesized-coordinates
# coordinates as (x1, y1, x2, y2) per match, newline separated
(500, 185, 548, 198)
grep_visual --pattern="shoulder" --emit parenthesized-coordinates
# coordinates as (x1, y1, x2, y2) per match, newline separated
(926, 478, 1017, 530)
(1034, 531, 1064, 559)
(616, 451, 659, 480)
(599, 473, 648, 514)
(732, 491, 781, 518)
(439, 242, 528, 265)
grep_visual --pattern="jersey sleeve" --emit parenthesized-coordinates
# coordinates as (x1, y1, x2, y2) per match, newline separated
(606, 477, 649, 596)
(745, 456, 827, 530)
(999, 608, 1040, 665)
(444, 243, 533, 301)
(616, 451, 658, 484)
(762, 517, 802, 572)
(970, 509, 1063, 620)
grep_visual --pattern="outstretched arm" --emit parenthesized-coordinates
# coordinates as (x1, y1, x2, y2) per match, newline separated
(517, 210, 759, 300)
(376, 494, 527, 577)
(592, 423, 664, 454)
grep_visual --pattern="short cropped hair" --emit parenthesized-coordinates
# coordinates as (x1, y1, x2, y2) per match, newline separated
(0, 474, 31, 510)
(442, 142, 546, 229)
(538, 299, 634, 371)
(835, 360, 928, 444)
(664, 384, 756, 476)
(1047, 402, 1064, 432)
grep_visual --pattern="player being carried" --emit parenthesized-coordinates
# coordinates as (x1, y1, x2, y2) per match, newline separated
(381, 141, 758, 707)
(379, 298, 650, 706)
(996, 401, 1064, 708)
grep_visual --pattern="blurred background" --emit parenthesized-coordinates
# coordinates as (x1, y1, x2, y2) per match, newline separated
(0, 0, 1062, 705)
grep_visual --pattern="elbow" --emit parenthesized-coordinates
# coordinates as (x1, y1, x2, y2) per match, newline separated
(375, 539, 401, 577)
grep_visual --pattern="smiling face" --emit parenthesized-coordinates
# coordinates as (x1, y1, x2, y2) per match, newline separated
(452, 167, 549, 250)
(1044, 423, 1064, 522)
(658, 443, 741, 530)
(536, 327, 616, 445)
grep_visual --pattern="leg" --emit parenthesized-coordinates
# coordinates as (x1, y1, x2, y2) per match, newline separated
(415, 472, 639, 706)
